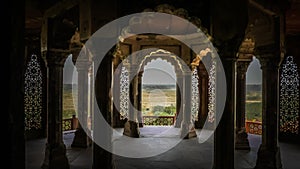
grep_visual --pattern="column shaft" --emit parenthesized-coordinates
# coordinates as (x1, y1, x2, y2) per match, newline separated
(89, 65, 94, 130)
(255, 56, 282, 169)
(235, 61, 251, 150)
(93, 54, 114, 169)
(175, 73, 183, 127)
(123, 66, 140, 137)
(137, 71, 143, 127)
(214, 58, 235, 169)
(112, 66, 122, 127)
(180, 72, 197, 139)
(71, 59, 91, 148)
(42, 50, 70, 169)
(197, 63, 209, 128)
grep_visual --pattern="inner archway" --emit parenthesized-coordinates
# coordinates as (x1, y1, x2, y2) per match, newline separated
(142, 58, 177, 126)
(245, 56, 262, 135)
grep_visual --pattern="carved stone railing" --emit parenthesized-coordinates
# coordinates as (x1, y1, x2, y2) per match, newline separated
(245, 120, 262, 135)
(62, 115, 78, 131)
(143, 116, 175, 126)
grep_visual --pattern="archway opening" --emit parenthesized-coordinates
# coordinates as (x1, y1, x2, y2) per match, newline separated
(245, 56, 262, 135)
(142, 58, 177, 126)
(62, 54, 78, 131)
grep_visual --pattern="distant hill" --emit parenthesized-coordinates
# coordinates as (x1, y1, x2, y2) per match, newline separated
(246, 84, 261, 92)
(143, 84, 176, 90)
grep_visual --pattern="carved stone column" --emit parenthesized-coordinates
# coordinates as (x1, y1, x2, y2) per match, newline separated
(137, 71, 144, 127)
(235, 60, 251, 150)
(93, 53, 114, 169)
(42, 49, 70, 169)
(180, 71, 197, 139)
(89, 64, 94, 130)
(71, 48, 91, 148)
(175, 72, 183, 127)
(123, 65, 140, 137)
(196, 62, 209, 128)
(255, 53, 282, 169)
(112, 64, 121, 128)
(214, 56, 236, 169)
(10, 2, 25, 168)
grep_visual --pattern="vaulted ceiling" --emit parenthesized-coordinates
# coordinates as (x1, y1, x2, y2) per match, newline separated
(25, 0, 300, 43)
(286, 0, 300, 36)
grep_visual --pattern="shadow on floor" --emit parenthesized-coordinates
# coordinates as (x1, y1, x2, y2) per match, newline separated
(25, 127, 300, 169)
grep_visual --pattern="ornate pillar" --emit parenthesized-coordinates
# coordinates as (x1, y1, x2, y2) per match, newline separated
(112, 64, 121, 128)
(255, 53, 282, 169)
(175, 72, 183, 127)
(235, 59, 251, 150)
(214, 55, 236, 169)
(10, 1, 25, 167)
(137, 70, 144, 127)
(123, 65, 140, 137)
(93, 52, 114, 169)
(42, 49, 70, 169)
(71, 48, 91, 148)
(196, 62, 208, 128)
(89, 64, 94, 130)
(180, 71, 197, 139)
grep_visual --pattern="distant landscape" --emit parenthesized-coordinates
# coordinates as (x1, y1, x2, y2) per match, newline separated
(142, 84, 176, 116)
(62, 83, 262, 122)
(246, 84, 262, 122)
(63, 84, 76, 119)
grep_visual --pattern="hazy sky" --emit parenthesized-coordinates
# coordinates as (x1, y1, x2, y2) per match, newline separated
(246, 56, 262, 84)
(63, 55, 77, 84)
(63, 55, 262, 85)
(142, 59, 176, 85)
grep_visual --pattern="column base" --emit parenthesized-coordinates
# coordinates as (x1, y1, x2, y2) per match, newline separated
(139, 123, 144, 127)
(71, 127, 91, 148)
(123, 120, 140, 138)
(180, 122, 197, 139)
(42, 143, 70, 169)
(235, 129, 250, 150)
(255, 145, 282, 169)
(175, 117, 182, 128)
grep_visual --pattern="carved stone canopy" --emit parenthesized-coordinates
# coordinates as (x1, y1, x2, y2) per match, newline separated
(113, 4, 216, 72)
(121, 4, 212, 39)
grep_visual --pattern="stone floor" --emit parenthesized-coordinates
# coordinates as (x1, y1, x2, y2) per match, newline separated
(26, 126, 300, 169)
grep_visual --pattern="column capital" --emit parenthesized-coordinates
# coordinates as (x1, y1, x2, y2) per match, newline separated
(70, 47, 82, 65)
(128, 64, 139, 75)
(138, 70, 144, 77)
(256, 55, 281, 69)
(237, 61, 251, 76)
(255, 43, 283, 68)
(43, 48, 70, 67)
(176, 72, 184, 78)
(75, 60, 92, 71)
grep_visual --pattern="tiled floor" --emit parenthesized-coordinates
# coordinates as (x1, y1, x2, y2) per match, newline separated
(26, 127, 300, 169)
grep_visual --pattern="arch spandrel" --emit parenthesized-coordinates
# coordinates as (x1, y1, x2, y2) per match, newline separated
(246, 0, 283, 52)
(116, 34, 214, 71)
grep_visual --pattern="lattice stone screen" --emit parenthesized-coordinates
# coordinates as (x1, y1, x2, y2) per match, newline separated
(24, 54, 43, 131)
(191, 69, 199, 122)
(120, 66, 129, 119)
(208, 59, 216, 123)
(280, 56, 299, 134)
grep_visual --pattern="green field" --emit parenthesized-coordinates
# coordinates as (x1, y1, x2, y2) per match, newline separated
(63, 84, 76, 119)
(62, 84, 263, 121)
(246, 101, 262, 121)
(246, 85, 262, 122)
(142, 84, 176, 116)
